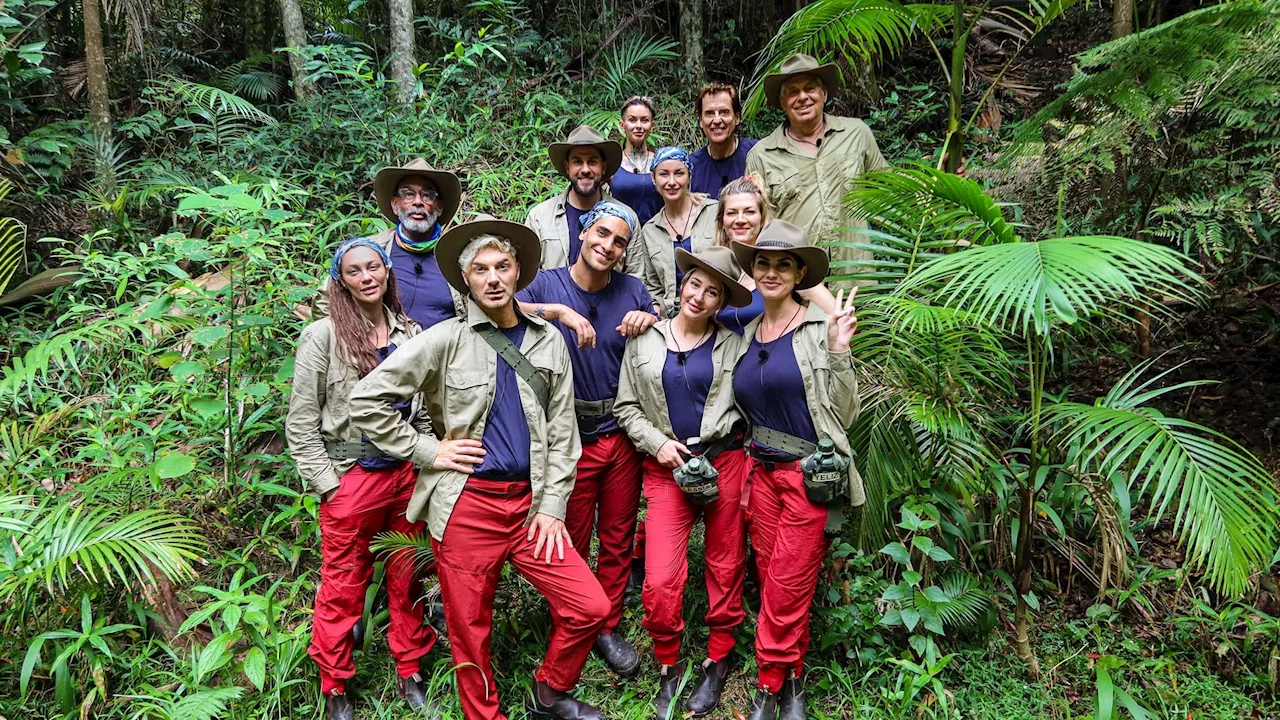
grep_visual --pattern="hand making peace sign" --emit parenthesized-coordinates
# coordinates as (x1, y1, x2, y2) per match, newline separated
(827, 286, 859, 354)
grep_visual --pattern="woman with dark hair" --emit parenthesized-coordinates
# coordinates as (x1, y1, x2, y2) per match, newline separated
(609, 96, 663, 226)
(286, 238, 438, 720)
(615, 247, 752, 718)
(712, 177, 837, 334)
(728, 220, 862, 720)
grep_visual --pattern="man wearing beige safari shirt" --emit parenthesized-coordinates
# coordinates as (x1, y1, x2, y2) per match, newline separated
(745, 54, 889, 288)
(348, 215, 609, 720)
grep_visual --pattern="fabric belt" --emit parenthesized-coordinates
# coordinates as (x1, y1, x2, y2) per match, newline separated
(325, 440, 384, 460)
(750, 426, 817, 459)
(690, 427, 746, 463)
(575, 397, 615, 418)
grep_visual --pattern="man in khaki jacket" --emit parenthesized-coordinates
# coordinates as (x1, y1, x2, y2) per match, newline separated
(745, 54, 889, 288)
(349, 216, 609, 720)
(526, 125, 638, 271)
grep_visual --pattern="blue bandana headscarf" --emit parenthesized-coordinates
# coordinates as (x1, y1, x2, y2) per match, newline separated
(580, 200, 639, 237)
(652, 146, 693, 173)
(330, 237, 394, 281)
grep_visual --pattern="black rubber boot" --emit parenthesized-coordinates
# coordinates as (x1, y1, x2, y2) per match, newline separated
(653, 660, 688, 720)
(686, 658, 730, 717)
(746, 687, 778, 720)
(325, 692, 355, 720)
(528, 680, 605, 720)
(594, 632, 641, 677)
(777, 674, 806, 720)
(396, 673, 444, 716)
(626, 556, 645, 596)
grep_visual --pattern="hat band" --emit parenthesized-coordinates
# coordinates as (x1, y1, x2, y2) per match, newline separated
(755, 239, 801, 250)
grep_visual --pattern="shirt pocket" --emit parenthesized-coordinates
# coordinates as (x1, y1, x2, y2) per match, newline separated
(443, 370, 490, 430)
(766, 168, 802, 212)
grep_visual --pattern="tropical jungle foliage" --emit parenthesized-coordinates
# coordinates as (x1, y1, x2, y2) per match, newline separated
(1, 0, 1279, 716)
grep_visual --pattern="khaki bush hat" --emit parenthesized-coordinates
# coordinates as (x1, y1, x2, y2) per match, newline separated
(763, 53, 843, 109)
(374, 158, 462, 225)
(731, 219, 828, 290)
(675, 247, 752, 308)
(548, 125, 623, 180)
(435, 214, 541, 295)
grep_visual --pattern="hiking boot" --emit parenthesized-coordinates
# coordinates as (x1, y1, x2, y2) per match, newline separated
(686, 657, 731, 716)
(653, 660, 688, 719)
(594, 632, 641, 677)
(528, 680, 604, 720)
(325, 692, 354, 720)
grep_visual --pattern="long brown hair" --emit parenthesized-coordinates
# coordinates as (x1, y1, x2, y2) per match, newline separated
(329, 270, 407, 378)
(713, 177, 771, 248)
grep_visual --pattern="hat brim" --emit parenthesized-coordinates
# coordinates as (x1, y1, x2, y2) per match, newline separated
(548, 140, 624, 181)
(435, 219, 541, 296)
(675, 248, 753, 309)
(374, 166, 462, 225)
(731, 240, 828, 291)
(763, 63, 843, 109)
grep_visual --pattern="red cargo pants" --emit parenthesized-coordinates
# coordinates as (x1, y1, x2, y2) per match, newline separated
(745, 457, 830, 691)
(640, 448, 748, 666)
(310, 461, 437, 696)
(565, 431, 643, 633)
(432, 478, 610, 720)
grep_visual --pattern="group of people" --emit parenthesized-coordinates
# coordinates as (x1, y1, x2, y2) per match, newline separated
(286, 53, 884, 720)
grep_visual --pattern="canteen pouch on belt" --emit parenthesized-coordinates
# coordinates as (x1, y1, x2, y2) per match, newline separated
(577, 414, 600, 444)
(575, 398, 614, 444)
(800, 438, 850, 507)
(673, 455, 720, 505)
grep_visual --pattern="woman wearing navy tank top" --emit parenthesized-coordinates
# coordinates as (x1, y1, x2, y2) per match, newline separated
(609, 96, 663, 226)
(728, 220, 863, 720)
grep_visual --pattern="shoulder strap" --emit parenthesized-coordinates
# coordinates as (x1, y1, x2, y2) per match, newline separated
(476, 324, 550, 412)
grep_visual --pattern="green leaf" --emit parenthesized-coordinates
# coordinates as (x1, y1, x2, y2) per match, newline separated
(882, 582, 913, 601)
(189, 398, 227, 420)
(926, 546, 955, 563)
(911, 536, 935, 553)
(922, 586, 949, 603)
(155, 452, 195, 479)
(900, 607, 921, 631)
(920, 607, 944, 635)
(1021, 592, 1040, 611)
(192, 325, 229, 346)
(243, 647, 266, 690)
(1096, 665, 1114, 720)
(903, 570, 923, 585)
(170, 361, 205, 381)
(880, 542, 911, 565)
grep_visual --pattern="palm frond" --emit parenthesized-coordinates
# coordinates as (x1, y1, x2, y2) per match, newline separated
(846, 166, 1022, 247)
(1044, 361, 1280, 596)
(597, 36, 678, 102)
(895, 236, 1204, 336)
(159, 79, 277, 125)
(933, 572, 991, 628)
(0, 179, 27, 296)
(0, 494, 34, 533)
(1, 504, 206, 596)
(744, 0, 950, 116)
(370, 531, 436, 572)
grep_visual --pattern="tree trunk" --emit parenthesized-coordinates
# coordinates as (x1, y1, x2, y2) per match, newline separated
(82, 0, 110, 137)
(245, 0, 268, 56)
(1111, 0, 1133, 39)
(388, 0, 417, 103)
(679, 0, 704, 80)
(279, 0, 314, 100)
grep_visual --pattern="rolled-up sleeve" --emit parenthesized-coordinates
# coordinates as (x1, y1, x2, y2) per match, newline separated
(285, 323, 340, 497)
(536, 342, 582, 521)
(615, 342, 669, 457)
(350, 332, 442, 470)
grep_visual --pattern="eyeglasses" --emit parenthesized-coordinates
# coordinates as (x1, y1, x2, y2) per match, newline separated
(396, 187, 440, 203)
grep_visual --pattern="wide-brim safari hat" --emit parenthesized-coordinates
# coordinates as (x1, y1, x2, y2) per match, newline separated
(373, 159, 462, 225)
(435, 214, 541, 295)
(676, 247, 752, 308)
(548, 125, 623, 181)
(731, 219, 828, 291)
(763, 53, 843, 109)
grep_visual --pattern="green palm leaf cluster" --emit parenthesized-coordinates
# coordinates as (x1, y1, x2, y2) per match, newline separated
(0, 178, 26, 297)
(743, 0, 949, 116)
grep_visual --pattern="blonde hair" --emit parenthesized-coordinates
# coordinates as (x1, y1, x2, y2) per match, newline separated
(713, 177, 771, 248)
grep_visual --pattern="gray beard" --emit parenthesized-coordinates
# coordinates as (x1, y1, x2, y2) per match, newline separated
(398, 208, 439, 235)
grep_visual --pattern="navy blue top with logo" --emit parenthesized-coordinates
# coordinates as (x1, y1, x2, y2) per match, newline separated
(518, 267, 656, 434)
(472, 321, 532, 479)
(716, 289, 765, 336)
(360, 343, 412, 470)
(690, 137, 759, 199)
(610, 167, 662, 226)
(565, 202, 588, 267)
(662, 338, 715, 443)
(389, 235, 455, 330)
(733, 329, 817, 458)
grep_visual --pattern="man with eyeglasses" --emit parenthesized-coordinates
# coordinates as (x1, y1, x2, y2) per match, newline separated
(312, 159, 467, 329)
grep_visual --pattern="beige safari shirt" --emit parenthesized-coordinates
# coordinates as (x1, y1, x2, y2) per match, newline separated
(285, 308, 422, 498)
(729, 302, 866, 506)
(614, 319, 745, 456)
(525, 187, 637, 271)
(310, 227, 466, 320)
(348, 299, 581, 539)
(745, 114, 888, 281)
(633, 195, 720, 315)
